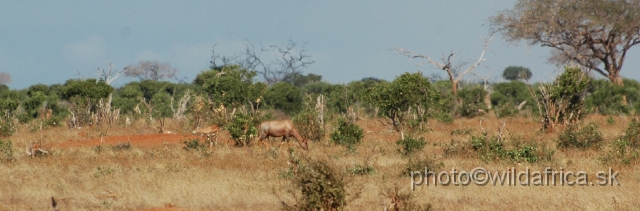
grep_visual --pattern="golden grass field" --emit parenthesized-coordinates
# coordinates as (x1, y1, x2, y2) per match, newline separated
(0, 114, 638, 210)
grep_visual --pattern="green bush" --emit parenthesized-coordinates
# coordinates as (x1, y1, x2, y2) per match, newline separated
(490, 81, 533, 113)
(456, 86, 488, 118)
(182, 139, 207, 151)
(226, 113, 258, 147)
(607, 116, 616, 125)
(436, 113, 454, 124)
(450, 128, 473, 135)
(348, 163, 377, 176)
(556, 122, 603, 149)
(282, 158, 347, 211)
(396, 137, 426, 156)
(401, 155, 443, 177)
(330, 118, 364, 152)
(0, 139, 14, 162)
(600, 119, 640, 165)
(470, 133, 507, 162)
(0, 119, 15, 137)
(112, 142, 132, 151)
(584, 79, 640, 115)
(469, 133, 553, 163)
(381, 185, 433, 211)
(293, 96, 325, 142)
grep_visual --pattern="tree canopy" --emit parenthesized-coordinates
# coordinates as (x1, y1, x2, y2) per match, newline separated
(502, 66, 532, 81)
(489, 0, 640, 86)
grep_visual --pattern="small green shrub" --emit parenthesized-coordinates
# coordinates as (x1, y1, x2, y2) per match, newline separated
(450, 128, 473, 135)
(348, 163, 377, 176)
(226, 113, 258, 147)
(469, 134, 553, 163)
(442, 139, 473, 158)
(456, 86, 488, 118)
(293, 106, 325, 142)
(396, 137, 426, 156)
(282, 158, 347, 211)
(470, 133, 507, 162)
(112, 142, 132, 151)
(182, 139, 206, 151)
(606, 116, 616, 125)
(619, 118, 640, 149)
(0, 119, 15, 137)
(330, 118, 364, 152)
(401, 155, 443, 177)
(381, 185, 433, 211)
(93, 145, 105, 153)
(93, 166, 115, 178)
(436, 113, 454, 124)
(556, 122, 603, 149)
(600, 119, 640, 165)
(0, 139, 14, 162)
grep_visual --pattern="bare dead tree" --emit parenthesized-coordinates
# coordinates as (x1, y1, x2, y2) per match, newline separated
(209, 44, 239, 68)
(171, 89, 191, 120)
(394, 38, 491, 95)
(97, 63, 124, 85)
(123, 60, 177, 81)
(0, 72, 11, 85)
(471, 69, 495, 110)
(210, 40, 315, 85)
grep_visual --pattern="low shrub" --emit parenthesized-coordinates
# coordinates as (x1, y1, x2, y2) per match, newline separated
(112, 142, 132, 151)
(470, 133, 554, 163)
(226, 113, 258, 147)
(348, 163, 377, 176)
(182, 139, 206, 151)
(293, 108, 325, 142)
(600, 119, 640, 165)
(282, 158, 347, 211)
(381, 184, 433, 211)
(0, 139, 14, 162)
(401, 155, 443, 177)
(330, 118, 364, 152)
(556, 122, 603, 149)
(396, 136, 426, 156)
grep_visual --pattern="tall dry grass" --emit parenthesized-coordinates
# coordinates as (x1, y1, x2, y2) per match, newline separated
(0, 115, 638, 210)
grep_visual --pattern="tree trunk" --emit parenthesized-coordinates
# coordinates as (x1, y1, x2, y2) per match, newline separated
(608, 70, 624, 86)
(451, 80, 458, 95)
(608, 70, 627, 105)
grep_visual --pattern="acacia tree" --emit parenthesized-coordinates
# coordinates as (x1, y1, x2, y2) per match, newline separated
(502, 66, 532, 81)
(489, 0, 640, 86)
(367, 72, 438, 139)
(124, 60, 177, 81)
(394, 38, 491, 95)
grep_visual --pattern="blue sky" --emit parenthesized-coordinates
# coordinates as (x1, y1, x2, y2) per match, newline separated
(1, 1, 638, 89)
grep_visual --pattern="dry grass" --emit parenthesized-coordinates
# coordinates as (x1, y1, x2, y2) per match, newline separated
(0, 115, 638, 210)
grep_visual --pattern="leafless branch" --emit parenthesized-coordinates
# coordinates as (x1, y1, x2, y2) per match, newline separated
(97, 63, 124, 85)
(394, 38, 491, 94)
(210, 40, 315, 85)
(124, 60, 177, 81)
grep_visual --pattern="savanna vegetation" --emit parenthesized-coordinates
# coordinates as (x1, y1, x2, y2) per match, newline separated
(1, 0, 640, 210)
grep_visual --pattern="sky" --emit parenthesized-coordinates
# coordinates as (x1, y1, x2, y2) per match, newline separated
(1, 0, 639, 89)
